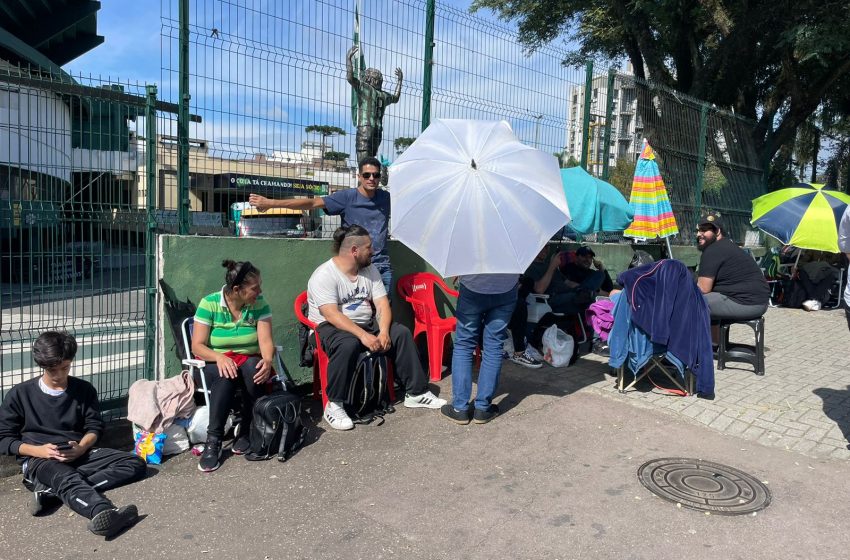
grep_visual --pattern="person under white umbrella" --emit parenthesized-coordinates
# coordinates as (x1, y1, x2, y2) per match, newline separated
(390, 119, 570, 423)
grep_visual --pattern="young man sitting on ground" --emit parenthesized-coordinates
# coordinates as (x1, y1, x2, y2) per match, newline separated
(0, 331, 146, 537)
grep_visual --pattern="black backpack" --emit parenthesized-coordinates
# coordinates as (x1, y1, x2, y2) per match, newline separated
(245, 390, 307, 462)
(346, 352, 394, 425)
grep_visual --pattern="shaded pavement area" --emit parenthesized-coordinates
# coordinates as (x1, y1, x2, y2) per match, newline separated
(1, 306, 849, 558)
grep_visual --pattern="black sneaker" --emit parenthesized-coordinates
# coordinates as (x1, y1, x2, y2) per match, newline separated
(198, 438, 222, 472)
(440, 404, 471, 425)
(473, 403, 500, 424)
(87, 504, 139, 537)
(231, 435, 251, 456)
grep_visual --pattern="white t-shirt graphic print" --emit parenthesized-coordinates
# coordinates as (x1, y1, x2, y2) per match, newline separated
(307, 259, 387, 325)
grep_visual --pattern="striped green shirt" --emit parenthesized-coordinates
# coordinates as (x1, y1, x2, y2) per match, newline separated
(194, 288, 272, 354)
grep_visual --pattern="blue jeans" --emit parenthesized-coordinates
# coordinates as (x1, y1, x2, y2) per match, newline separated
(374, 262, 393, 301)
(451, 284, 518, 411)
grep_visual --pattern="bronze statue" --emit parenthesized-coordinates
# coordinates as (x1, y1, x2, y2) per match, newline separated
(346, 46, 402, 166)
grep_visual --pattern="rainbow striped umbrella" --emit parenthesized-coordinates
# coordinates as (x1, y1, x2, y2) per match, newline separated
(751, 183, 850, 253)
(624, 143, 679, 245)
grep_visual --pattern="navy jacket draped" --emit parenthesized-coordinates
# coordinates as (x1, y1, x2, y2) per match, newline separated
(617, 260, 715, 395)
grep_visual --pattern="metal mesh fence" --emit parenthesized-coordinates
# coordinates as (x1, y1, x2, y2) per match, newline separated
(158, 0, 594, 238)
(618, 73, 765, 245)
(0, 66, 157, 415)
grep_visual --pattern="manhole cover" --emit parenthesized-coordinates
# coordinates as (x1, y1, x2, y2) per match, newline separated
(638, 458, 771, 515)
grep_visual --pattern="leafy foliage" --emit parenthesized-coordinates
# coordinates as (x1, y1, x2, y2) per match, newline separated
(394, 136, 417, 154)
(607, 158, 636, 198)
(323, 151, 349, 162)
(472, 0, 850, 164)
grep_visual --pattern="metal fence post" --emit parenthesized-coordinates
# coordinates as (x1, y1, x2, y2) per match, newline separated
(693, 104, 709, 221)
(421, 0, 436, 131)
(178, 0, 190, 234)
(602, 69, 615, 180)
(580, 60, 594, 170)
(145, 85, 158, 380)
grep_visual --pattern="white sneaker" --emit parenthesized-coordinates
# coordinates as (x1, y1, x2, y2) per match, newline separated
(323, 402, 354, 430)
(802, 299, 819, 311)
(404, 390, 447, 409)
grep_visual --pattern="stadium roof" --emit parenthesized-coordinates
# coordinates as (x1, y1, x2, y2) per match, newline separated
(0, 0, 103, 75)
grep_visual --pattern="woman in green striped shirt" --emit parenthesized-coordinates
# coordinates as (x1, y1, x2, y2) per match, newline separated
(191, 260, 274, 473)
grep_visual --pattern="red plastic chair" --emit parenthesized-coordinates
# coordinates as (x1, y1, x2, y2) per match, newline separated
(396, 272, 463, 382)
(294, 291, 396, 407)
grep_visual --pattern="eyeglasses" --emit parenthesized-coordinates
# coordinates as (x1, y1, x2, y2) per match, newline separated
(360, 172, 381, 179)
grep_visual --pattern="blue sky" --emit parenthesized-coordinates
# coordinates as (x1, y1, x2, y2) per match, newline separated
(63, 1, 590, 161)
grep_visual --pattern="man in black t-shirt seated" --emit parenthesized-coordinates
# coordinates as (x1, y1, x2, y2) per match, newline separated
(696, 213, 769, 321)
(525, 246, 609, 315)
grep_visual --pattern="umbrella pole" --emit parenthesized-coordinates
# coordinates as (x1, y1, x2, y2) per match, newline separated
(794, 249, 802, 268)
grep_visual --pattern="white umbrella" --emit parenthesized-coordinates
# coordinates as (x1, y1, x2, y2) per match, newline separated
(389, 119, 571, 277)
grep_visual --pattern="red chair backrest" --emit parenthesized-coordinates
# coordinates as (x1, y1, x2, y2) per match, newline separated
(293, 291, 316, 329)
(396, 272, 458, 325)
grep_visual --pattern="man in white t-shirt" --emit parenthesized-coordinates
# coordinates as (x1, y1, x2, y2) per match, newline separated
(307, 225, 445, 430)
(839, 206, 850, 331)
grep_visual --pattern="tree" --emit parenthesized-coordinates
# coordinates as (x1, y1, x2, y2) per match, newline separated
(472, 0, 850, 177)
(305, 125, 347, 170)
(394, 136, 417, 154)
(607, 158, 636, 198)
(553, 151, 579, 168)
(323, 151, 350, 167)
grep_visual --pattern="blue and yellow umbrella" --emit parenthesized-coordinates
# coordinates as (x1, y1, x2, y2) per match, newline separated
(751, 183, 850, 253)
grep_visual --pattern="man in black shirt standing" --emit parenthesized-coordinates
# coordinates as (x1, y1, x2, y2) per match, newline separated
(0, 332, 146, 537)
(696, 213, 769, 320)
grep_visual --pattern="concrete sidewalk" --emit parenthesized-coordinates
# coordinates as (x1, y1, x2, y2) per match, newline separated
(574, 305, 850, 460)
(2, 303, 850, 559)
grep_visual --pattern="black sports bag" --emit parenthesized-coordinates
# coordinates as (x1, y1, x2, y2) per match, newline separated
(245, 391, 307, 462)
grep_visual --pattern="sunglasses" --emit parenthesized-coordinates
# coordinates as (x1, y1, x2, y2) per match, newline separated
(360, 172, 381, 179)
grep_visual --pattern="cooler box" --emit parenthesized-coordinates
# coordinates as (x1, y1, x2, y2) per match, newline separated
(231, 202, 305, 237)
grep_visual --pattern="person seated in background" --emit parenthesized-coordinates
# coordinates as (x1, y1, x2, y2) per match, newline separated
(525, 246, 608, 316)
(561, 246, 614, 297)
(786, 251, 840, 311)
(0, 331, 145, 537)
(191, 260, 276, 473)
(307, 225, 445, 431)
(696, 212, 769, 322)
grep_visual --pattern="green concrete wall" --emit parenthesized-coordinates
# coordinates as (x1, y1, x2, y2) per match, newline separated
(158, 235, 756, 384)
(158, 235, 453, 384)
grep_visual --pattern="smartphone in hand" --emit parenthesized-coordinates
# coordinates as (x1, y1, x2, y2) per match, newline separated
(55, 442, 73, 451)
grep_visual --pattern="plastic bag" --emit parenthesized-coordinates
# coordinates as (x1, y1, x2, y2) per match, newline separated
(541, 324, 574, 368)
(132, 422, 190, 456)
(134, 431, 166, 464)
(186, 406, 231, 444)
(162, 423, 190, 455)
(503, 331, 515, 355)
